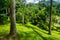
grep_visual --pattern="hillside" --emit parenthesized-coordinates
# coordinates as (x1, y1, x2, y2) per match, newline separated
(0, 23, 60, 40)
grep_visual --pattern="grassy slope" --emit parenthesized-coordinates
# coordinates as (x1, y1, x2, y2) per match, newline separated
(0, 23, 60, 40)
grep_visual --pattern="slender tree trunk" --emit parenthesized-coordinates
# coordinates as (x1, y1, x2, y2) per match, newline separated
(10, 0, 16, 36)
(49, 0, 52, 35)
(22, 13, 24, 24)
(6, 8, 7, 14)
(8, 8, 10, 14)
(22, 0, 26, 24)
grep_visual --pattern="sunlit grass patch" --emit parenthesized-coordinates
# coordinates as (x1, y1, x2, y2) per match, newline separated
(0, 23, 60, 40)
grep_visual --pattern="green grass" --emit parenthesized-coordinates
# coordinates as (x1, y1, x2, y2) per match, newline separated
(0, 23, 60, 40)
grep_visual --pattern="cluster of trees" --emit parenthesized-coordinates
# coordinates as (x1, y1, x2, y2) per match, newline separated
(16, 0, 60, 35)
(0, 0, 60, 36)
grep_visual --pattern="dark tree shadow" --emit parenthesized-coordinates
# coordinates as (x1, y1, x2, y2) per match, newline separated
(32, 28, 47, 40)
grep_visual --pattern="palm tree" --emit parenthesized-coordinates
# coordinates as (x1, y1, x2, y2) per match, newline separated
(10, 0, 17, 36)
(49, 0, 52, 35)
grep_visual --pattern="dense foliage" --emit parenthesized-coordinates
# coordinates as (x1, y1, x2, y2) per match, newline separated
(16, 0, 60, 31)
(0, 14, 8, 24)
(0, 0, 10, 24)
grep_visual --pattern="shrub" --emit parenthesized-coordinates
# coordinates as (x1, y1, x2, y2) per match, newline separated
(16, 13, 22, 23)
(0, 14, 8, 24)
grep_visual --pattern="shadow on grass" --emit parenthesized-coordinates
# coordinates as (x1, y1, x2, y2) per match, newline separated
(25, 24, 59, 40)
(0, 32, 43, 40)
(0, 24, 59, 40)
(25, 24, 47, 40)
(32, 28, 47, 40)
(25, 24, 48, 34)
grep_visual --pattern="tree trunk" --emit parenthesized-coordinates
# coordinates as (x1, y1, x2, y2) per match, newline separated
(6, 8, 8, 14)
(10, 0, 16, 36)
(22, 13, 24, 24)
(49, 0, 52, 35)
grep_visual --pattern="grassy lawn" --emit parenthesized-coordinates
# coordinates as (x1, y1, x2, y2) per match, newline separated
(0, 23, 60, 40)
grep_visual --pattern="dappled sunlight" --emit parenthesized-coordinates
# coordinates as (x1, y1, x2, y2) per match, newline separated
(0, 23, 60, 40)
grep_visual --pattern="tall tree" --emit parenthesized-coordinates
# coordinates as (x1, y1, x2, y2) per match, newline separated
(10, 0, 16, 36)
(17, 0, 26, 24)
(21, 0, 26, 24)
(49, 0, 52, 35)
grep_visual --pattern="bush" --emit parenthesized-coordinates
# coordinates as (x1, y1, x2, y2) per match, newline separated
(0, 14, 8, 24)
(16, 13, 29, 24)
(16, 13, 22, 23)
(39, 20, 48, 30)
